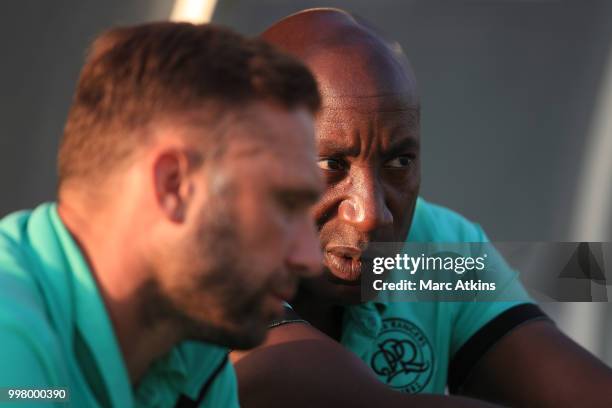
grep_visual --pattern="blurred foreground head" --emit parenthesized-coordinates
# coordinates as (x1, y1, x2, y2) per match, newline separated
(57, 22, 323, 349)
(262, 8, 421, 303)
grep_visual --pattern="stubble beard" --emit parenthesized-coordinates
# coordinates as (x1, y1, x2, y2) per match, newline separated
(142, 200, 271, 350)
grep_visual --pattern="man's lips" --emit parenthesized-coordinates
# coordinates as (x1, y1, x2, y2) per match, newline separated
(324, 245, 363, 284)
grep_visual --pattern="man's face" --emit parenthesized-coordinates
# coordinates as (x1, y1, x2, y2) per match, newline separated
(303, 53, 421, 304)
(155, 102, 323, 349)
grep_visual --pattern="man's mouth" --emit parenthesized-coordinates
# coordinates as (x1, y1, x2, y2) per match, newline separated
(324, 245, 363, 284)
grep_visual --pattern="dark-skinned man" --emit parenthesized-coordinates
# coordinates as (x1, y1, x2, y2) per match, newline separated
(231, 8, 612, 408)
(0, 22, 324, 407)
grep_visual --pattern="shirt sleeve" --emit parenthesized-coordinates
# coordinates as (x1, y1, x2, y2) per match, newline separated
(447, 223, 549, 393)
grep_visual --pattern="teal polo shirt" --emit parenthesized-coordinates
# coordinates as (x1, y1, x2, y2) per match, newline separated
(281, 197, 547, 394)
(341, 198, 547, 394)
(0, 203, 239, 407)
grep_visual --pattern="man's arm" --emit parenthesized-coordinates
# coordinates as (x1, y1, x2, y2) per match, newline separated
(231, 322, 498, 408)
(459, 319, 612, 406)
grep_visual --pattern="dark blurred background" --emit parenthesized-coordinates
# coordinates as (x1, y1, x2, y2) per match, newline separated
(1, 0, 611, 363)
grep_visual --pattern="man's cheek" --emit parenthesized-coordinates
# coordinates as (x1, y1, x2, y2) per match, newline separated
(398, 201, 417, 239)
(317, 220, 338, 248)
(312, 189, 342, 227)
(240, 204, 281, 246)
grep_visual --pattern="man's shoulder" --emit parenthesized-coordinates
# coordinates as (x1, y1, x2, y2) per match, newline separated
(0, 205, 54, 277)
(0, 208, 35, 268)
(0, 207, 33, 235)
(0, 205, 54, 311)
(0, 239, 66, 388)
(0, 204, 69, 383)
(408, 197, 487, 242)
(0, 208, 42, 301)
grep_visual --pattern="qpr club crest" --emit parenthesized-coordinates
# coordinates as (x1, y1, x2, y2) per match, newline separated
(370, 318, 434, 393)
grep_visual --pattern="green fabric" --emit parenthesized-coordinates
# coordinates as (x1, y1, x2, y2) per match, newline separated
(341, 197, 534, 394)
(0, 203, 239, 407)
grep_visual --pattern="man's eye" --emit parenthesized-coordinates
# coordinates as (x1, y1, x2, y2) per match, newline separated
(385, 155, 413, 168)
(317, 158, 346, 171)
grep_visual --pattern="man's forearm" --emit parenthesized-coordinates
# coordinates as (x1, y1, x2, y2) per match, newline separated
(232, 324, 499, 408)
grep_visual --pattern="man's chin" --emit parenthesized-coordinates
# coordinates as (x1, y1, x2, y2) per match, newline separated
(223, 329, 267, 350)
(329, 285, 362, 305)
(301, 274, 363, 305)
(187, 315, 268, 350)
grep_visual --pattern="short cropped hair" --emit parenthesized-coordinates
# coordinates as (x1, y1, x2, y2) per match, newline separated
(57, 22, 320, 186)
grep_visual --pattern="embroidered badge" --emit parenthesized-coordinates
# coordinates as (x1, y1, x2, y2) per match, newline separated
(370, 318, 434, 393)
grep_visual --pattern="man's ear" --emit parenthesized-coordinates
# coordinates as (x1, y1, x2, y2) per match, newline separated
(152, 149, 195, 223)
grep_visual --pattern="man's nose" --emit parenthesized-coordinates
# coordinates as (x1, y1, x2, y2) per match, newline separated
(286, 217, 323, 278)
(338, 171, 393, 233)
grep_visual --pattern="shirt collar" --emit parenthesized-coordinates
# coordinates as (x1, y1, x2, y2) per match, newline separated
(45, 204, 205, 406)
(135, 348, 189, 407)
(345, 301, 386, 338)
(29, 203, 133, 407)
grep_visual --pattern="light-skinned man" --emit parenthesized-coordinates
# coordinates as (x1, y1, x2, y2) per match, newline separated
(0, 21, 323, 407)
